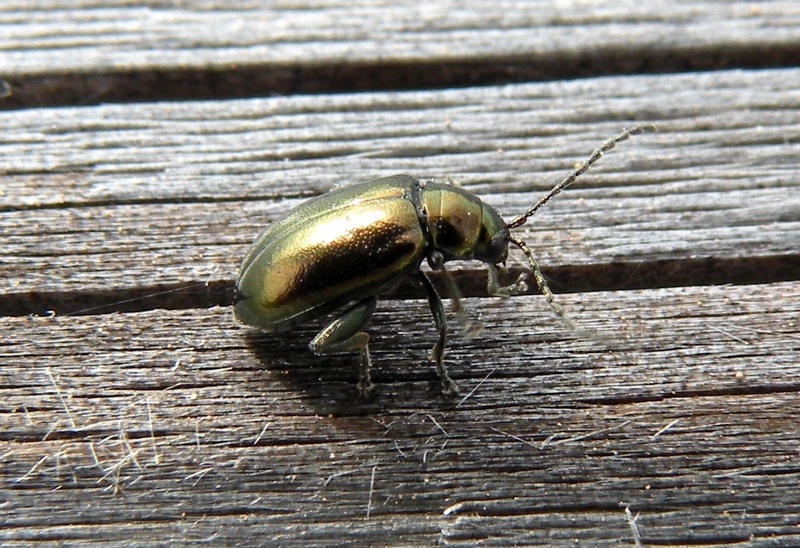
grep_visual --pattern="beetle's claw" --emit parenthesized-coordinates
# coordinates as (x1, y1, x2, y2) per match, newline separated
(440, 377, 460, 396)
(357, 378, 375, 399)
(493, 272, 530, 297)
(507, 272, 530, 294)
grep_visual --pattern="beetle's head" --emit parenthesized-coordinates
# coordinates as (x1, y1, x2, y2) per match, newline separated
(423, 182, 510, 265)
(472, 202, 510, 265)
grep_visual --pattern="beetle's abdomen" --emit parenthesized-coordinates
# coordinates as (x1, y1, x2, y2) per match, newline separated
(235, 183, 426, 330)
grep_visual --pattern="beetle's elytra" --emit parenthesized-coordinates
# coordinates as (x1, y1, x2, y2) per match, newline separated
(234, 127, 651, 397)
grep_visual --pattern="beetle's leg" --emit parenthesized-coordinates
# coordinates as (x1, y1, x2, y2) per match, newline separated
(506, 236, 576, 330)
(486, 263, 529, 297)
(309, 297, 378, 398)
(437, 264, 483, 339)
(427, 251, 482, 338)
(418, 272, 459, 395)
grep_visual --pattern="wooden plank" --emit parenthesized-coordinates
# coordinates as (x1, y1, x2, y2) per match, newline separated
(2, 2, 799, 545)
(2, 1, 799, 107)
(2, 281, 798, 545)
(2, 68, 799, 315)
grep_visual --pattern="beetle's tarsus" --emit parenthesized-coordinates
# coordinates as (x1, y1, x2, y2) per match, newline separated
(487, 264, 529, 297)
(357, 383, 374, 399)
(510, 273, 530, 294)
(357, 381, 374, 399)
(356, 344, 374, 398)
(418, 272, 460, 397)
(438, 370, 460, 396)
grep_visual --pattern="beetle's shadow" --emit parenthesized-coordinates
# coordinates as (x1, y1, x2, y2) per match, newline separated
(243, 322, 460, 415)
(244, 327, 392, 416)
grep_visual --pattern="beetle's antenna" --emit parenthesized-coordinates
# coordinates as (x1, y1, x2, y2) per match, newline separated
(505, 125, 655, 230)
(502, 126, 654, 331)
(507, 234, 574, 330)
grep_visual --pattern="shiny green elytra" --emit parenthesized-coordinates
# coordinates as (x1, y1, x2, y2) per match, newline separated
(234, 127, 648, 397)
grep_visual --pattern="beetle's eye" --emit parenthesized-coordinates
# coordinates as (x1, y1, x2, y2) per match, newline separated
(487, 235, 508, 263)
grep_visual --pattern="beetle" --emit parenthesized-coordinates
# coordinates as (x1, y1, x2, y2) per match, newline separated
(234, 126, 650, 397)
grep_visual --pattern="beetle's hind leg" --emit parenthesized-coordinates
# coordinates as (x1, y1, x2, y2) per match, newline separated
(418, 272, 459, 396)
(309, 297, 378, 398)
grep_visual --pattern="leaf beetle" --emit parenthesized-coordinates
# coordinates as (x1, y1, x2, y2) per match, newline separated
(234, 126, 650, 397)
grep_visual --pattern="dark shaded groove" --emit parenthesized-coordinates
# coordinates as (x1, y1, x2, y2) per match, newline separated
(579, 383, 800, 407)
(0, 280, 236, 318)
(2, 44, 800, 110)
(1, 254, 798, 318)
(427, 254, 800, 302)
(0, 192, 317, 214)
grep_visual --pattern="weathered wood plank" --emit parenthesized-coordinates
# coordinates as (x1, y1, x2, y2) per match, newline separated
(2, 1, 799, 108)
(2, 3, 800, 545)
(2, 281, 798, 545)
(5, 67, 800, 207)
(2, 68, 799, 315)
(9, 0, 798, 72)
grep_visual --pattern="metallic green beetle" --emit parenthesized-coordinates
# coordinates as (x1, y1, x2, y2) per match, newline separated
(235, 127, 647, 397)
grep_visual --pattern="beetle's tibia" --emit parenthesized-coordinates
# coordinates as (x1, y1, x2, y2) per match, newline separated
(437, 263, 484, 339)
(419, 272, 460, 396)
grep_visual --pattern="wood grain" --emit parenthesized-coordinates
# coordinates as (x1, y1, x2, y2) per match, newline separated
(2, 1, 799, 107)
(2, 68, 799, 316)
(2, 282, 798, 545)
(2, 1, 800, 546)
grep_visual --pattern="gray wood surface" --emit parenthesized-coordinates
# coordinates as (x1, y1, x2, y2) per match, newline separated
(2, 1, 799, 107)
(3, 282, 799, 545)
(5, 1, 798, 73)
(3, 68, 799, 314)
(2, 1, 800, 546)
